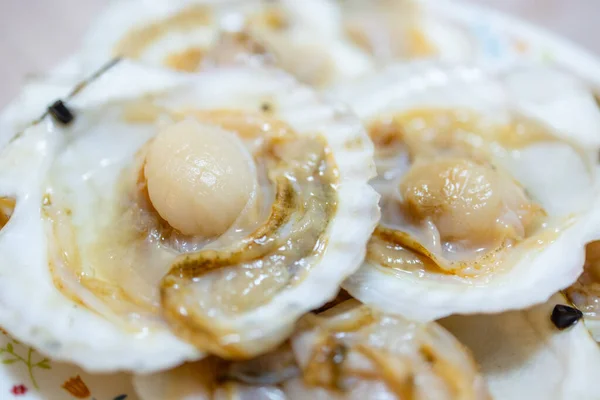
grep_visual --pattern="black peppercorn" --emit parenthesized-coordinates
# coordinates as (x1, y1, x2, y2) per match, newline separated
(551, 304, 583, 330)
(48, 100, 74, 125)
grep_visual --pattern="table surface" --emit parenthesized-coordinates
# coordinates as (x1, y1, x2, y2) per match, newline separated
(1, 0, 598, 107)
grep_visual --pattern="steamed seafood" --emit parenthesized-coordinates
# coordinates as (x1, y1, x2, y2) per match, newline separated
(81, 0, 474, 89)
(0, 61, 378, 371)
(134, 300, 489, 399)
(333, 63, 600, 320)
(81, 0, 373, 87)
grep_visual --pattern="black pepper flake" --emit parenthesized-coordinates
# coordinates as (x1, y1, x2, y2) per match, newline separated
(551, 304, 583, 330)
(260, 102, 272, 113)
(48, 100, 74, 125)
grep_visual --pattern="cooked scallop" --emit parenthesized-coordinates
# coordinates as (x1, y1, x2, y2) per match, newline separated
(331, 62, 600, 321)
(81, 0, 478, 90)
(133, 300, 489, 400)
(80, 0, 373, 87)
(0, 61, 378, 372)
(339, 0, 474, 64)
(441, 294, 600, 400)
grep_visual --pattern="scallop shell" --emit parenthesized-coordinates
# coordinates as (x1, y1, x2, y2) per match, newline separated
(0, 57, 84, 147)
(441, 293, 600, 400)
(0, 61, 378, 371)
(80, 0, 374, 87)
(331, 62, 600, 321)
(81, 0, 240, 71)
(339, 0, 475, 64)
(133, 300, 489, 399)
(565, 239, 600, 341)
(80, 0, 478, 90)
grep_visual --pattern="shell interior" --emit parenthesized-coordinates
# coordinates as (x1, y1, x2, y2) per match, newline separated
(333, 62, 600, 321)
(0, 61, 378, 371)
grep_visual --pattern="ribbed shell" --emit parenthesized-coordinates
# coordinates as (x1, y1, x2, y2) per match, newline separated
(332, 62, 600, 321)
(0, 61, 378, 372)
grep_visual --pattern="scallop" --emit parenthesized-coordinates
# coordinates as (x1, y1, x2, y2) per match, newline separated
(441, 294, 600, 400)
(133, 300, 489, 400)
(80, 0, 374, 88)
(331, 62, 600, 321)
(339, 0, 474, 64)
(0, 60, 378, 372)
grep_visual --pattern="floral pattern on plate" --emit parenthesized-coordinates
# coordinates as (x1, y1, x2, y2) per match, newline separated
(0, 330, 135, 399)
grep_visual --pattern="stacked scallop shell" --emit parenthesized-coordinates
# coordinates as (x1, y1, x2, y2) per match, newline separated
(1, 0, 600, 399)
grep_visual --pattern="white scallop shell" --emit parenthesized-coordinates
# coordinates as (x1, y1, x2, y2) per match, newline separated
(332, 62, 600, 321)
(0, 61, 378, 371)
(583, 318, 600, 342)
(80, 0, 374, 86)
(0, 56, 84, 147)
(441, 293, 600, 400)
(80, 0, 478, 90)
(133, 300, 488, 399)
